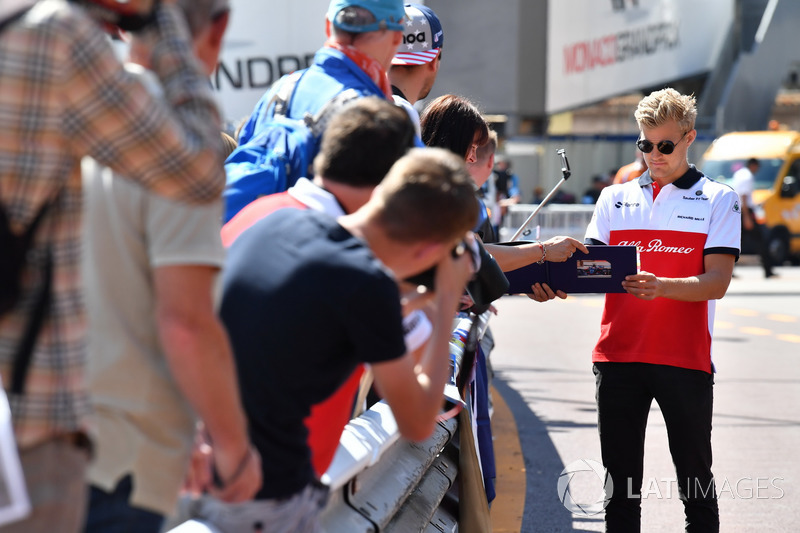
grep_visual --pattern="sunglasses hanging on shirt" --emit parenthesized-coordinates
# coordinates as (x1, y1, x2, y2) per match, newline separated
(636, 131, 688, 155)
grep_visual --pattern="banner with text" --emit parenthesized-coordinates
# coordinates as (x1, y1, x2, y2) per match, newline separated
(546, 0, 734, 114)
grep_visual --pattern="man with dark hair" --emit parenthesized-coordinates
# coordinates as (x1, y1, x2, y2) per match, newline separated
(81, 1, 261, 531)
(389, 3, 444, 136)
(189, 148, 478, 532)
(0, 1, 226, 530)
(220, 97, 422, 480)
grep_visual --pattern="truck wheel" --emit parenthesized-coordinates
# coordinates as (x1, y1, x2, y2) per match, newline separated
(767, 227, 789, 266)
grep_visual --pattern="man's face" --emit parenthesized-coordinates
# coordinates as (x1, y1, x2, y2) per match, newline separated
(418, 53, 441, 100)
(639, 120, 694, 184)
(468, 152, 494, 188)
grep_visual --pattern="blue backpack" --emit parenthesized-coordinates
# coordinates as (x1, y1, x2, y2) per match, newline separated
(222, 71, 359, 222)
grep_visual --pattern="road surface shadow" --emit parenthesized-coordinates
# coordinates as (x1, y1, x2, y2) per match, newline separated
(493, 377, 604, 532)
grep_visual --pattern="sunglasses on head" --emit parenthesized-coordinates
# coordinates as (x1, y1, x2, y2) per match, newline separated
(636, 131, 688, 155)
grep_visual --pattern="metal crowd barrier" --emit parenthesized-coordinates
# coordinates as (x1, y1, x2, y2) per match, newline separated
(499, 203, 595, 242)
(319, 409, 459, 532)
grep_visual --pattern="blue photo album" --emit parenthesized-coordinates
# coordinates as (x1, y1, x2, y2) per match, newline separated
(499, 244, 639, 294)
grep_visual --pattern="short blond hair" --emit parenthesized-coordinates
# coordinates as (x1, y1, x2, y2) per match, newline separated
(634, 88, 697, 132)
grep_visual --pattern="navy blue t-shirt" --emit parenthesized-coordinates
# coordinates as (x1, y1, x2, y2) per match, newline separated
(219, 209, 406, 499)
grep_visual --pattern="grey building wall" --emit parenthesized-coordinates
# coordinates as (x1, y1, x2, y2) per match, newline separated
(423, 0, 548, 133)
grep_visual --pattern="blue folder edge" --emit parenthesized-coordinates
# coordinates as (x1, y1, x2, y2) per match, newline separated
(500, 244, 639, 294)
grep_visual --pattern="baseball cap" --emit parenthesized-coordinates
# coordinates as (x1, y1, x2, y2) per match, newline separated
(327, 0, 406, 33)
(392, 4, 443, 66)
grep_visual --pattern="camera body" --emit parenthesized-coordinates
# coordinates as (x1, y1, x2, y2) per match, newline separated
(76, 0, 161, 31)
(405, 239, 509, 314)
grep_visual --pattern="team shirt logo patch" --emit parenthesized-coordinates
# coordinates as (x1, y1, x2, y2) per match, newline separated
(733, 201, 740, 213)
(617, 238, 696, 254)
(614, 201, 640, 208)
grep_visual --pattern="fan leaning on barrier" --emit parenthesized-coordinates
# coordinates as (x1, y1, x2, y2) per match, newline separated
(449, 148, 574, 409)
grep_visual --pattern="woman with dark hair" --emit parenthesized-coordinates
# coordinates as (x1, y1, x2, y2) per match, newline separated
(421, 94, 489, 164)
(420, 94, 587, 299)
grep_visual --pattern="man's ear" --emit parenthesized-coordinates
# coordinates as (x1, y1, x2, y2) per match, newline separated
(391, 30, 403, 47)
(686, 128, 697, 147)
(413, 241, 445, 265)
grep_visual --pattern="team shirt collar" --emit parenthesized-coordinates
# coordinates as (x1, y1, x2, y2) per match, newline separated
(637, 164, 703, 191)
(288, 177, 347, 217)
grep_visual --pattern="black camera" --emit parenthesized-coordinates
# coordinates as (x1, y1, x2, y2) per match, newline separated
(405, 239, 509, 315)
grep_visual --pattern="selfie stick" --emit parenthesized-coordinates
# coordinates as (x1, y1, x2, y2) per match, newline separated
(509, 148, 572, 241)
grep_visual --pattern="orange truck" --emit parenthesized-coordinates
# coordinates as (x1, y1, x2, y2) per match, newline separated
(701, 131, 800, 265)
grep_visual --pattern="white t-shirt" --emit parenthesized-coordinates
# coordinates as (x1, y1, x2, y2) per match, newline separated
(392, 94, 422, 139)
(82, 65, 225, 516)
(731, 166, 755, 201)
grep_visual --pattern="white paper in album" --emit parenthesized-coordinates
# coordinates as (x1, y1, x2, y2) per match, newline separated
(0, 379, 30, 526)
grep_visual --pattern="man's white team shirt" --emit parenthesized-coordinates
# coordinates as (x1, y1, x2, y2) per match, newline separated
(584, 166, 741, 373)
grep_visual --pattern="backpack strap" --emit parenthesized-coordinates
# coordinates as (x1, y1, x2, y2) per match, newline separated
(304, 88, 362, 138)
(10, 246, 53, 395)
(2, 193, 60, 395)
(269, 70, 306, 118)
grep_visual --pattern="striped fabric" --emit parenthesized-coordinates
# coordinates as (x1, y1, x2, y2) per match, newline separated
(0, 0, 225, 449)
(392, 47, 440, 66)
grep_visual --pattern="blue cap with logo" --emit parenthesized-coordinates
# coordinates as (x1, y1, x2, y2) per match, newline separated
(327, 0, 406, 33)
(392, 3, 443, 65)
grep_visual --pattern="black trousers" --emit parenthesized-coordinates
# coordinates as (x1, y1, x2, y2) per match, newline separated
(742, 220, 774, 276)
(593, 362, 719, 533)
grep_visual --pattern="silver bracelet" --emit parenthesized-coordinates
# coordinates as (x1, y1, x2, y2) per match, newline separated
(536, 241, 547, 264)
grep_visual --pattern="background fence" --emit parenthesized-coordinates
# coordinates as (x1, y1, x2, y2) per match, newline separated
(499, 203, 596, 243)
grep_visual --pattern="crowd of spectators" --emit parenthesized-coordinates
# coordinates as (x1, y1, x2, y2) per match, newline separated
(1, 1, 736, 533)
(0, 1, 544, 531)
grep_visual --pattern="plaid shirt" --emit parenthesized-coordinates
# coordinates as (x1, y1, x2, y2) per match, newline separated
(0, 1, 225, 449)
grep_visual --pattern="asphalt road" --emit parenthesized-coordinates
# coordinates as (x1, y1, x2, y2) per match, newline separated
(489, 263, 800, 532)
